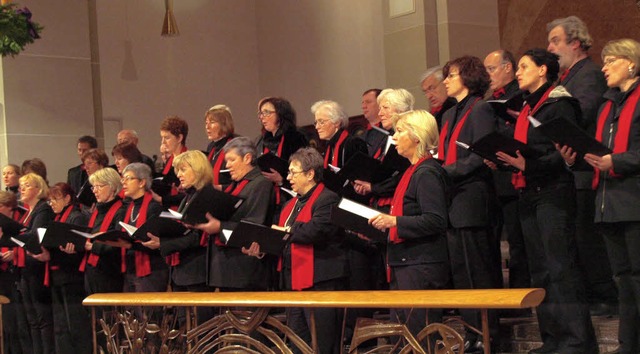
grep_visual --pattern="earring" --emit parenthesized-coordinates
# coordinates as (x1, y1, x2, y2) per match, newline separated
(629, 66, 635, 77)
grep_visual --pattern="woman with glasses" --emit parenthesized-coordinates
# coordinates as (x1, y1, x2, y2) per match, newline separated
(34, 183, 92, 353)
(245, 147, 347, 354)
(439, 55, 499, 352)
(195, 137, 275, 291)
(559, 39, 640, 353)
(120, 163, 167, 295)
(16, 173, 55, 354)
(204, 105, 237, 188)
(71, 168, 127, 296)
(255, 97, 308, 219)
(497, 49, 597, 353)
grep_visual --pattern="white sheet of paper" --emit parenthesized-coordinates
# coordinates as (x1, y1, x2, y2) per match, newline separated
(338, 198, 380, 220)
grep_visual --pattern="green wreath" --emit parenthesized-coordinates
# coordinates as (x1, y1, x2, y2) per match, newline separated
(0, 3, 43, 57)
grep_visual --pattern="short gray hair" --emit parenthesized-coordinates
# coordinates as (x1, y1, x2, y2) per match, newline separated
(122, 163, 153, 191)
(310, 100, 348, 128)
(377, 88, 415, 113)
(223, 137, 258, 165)
(420, 65, 443, 83)
(547, 16, 592, 51)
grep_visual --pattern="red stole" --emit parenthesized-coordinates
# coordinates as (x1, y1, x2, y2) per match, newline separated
(162, 146, 188, 198)
(123, 193, 153, 277)
(511, 86, 554, 189)
(323, 130, 349, 168)
(592, 84, 640, 189)
(431, 105, 443, 116)
(14, 206, 30, 268)
(388, 157, 428, 243)
(44, 204, 76, 286)
(79, 200, 123, 272)
(209, 137, 232, 185)
(439, 98, 481, 165)
(492, 87, 506, 99)
(263, 134, 285, 157)
(278, 183, 325, 291)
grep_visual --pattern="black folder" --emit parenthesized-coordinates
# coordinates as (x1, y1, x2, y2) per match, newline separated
(41, 222, 92, 250)
(337, 147, 410, 184)
(9, 234, 42, 254)
(0, 213, 27, 237)
(529, 116, 612, 157)
(330, 198, 387, 243)
(151, 178, 173, 197)
(487, 93, 524, 123)
(378, 145, 411, 181)
(221, 220, 290, 255)
(456, 131, 539, 172)
(163, 188, 243, 225)
(256, 152, 289, 179)
(322, 169, 350, 195)
(120, 217, 189, 242)
(71, 228, 131, 244)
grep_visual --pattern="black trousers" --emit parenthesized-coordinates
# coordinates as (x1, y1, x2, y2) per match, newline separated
(20, 272, 54, 354)
(0, 271, 31, 354)
(447, 226, 500, 342)
(497, 195, 531, 288)
(286, 278, 346, 354)
(575, 189, 617, 304)
(389, 261, 450, 347)
(51, 281, 92, 354)
(600, 222, 640, 353)
(519, 184, 597, 354)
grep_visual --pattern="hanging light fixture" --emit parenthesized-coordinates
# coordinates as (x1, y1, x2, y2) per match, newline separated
(161, 0, 179, 37)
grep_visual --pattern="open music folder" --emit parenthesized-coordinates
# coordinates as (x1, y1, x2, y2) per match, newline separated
(330, 197, 387, 242)
(40, 221, 92, 250)
(256, 152, 289, 179)
(160, 187, 243, 225)
(220, 220, 290, 255)
(528, 116, 612, 157)
(456, 131, 540, 171)
(119, 217, 190, 242)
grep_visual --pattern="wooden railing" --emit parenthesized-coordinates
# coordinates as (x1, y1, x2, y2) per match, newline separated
(83, 288, 545, 354)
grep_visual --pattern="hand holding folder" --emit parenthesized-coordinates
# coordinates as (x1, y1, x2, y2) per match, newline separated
(528, 116, 612, 157)
(256, 152, 289, 179)
(220, 220, 290, 255)
(160, 188, 243, 225)
(456, 131, 540, 172)
(40, 222, 92, 250)
(330, 198, 387, 242)
(119, 217, 189, 242)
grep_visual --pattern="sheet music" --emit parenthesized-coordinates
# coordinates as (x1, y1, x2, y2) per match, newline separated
(221, 229, 232, 243)
(37, 228, 46, 243)
(160, 209, 183, 220)
(119, 221, 138, 236)
(280, 187, 296, 197)
(384, 136, 396, 155)
(338, 198, 380, 220)
(10, 237, 25, 248)
(327, 164, 341, 173)
(71, 229, 97, 239)
(455, 141, 470, 149)
(527, 115, 542, 128)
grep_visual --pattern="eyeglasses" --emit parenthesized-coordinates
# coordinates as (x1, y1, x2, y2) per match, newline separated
(91, 184, 108, 191)
(314, 119, 331, 127)
(121, 176, 140, 183)
(603, 57, 623, 67)
(446, 72, 460, 79)
(47, 198, 64, 205)
(287, 169, 307, 177)
(19, 184, 34, 190)
(257, 110, 276, 118)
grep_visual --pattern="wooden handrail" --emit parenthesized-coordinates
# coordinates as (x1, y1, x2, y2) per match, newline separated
(83, 288, 544, 309)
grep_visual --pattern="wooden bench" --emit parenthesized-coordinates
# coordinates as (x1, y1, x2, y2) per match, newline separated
(84, 288, 545, 354)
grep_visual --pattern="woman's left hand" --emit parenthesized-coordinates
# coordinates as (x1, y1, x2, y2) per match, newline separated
(584, 153, 613, 172)
(193, 213, 221, 234)
(496, 150, 526, 171)
(368, 213, 397, 231)
(262, 168, 283, 185)
(142, 234, 160, 250)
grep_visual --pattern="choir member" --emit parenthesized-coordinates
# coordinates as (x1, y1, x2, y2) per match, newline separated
(204, 104, 237, 187)
(2, 164, 21, 195)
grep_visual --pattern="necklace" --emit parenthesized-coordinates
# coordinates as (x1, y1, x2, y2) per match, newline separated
(130, 205, 140, 223)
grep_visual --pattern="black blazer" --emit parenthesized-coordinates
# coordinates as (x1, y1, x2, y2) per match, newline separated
(86, 198, 127, 275)
(283, 185, 348, 287)
(124, 196, 166, 276)
(388, 158, 450, 266)
(49, 206, 89, 286)
(594, 83, 640, 223)
(441, 95, 498, 228)
(561, 57, 608, 189)
(208, 168, 275, 289)
(22, 200, 55, 277)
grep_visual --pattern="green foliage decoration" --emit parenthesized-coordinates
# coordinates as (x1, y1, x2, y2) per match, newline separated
(0, 3, 43, 57)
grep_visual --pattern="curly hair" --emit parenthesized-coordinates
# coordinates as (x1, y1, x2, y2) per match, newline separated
(443, 55, 490, 97)
(547, 16, 593, 51)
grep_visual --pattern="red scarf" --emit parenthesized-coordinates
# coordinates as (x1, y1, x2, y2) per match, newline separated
(511, 86, 554, 189)
(559, 69, 570, 83)
(209, 138, 232, 185)
(492, 87, 506, 99)
(323, 130, 349, 168)
(278, 183, 325, 291)
(263, 134, 285, 157)
(123, 192, 153, 277)
(388, 157, 428, 243)
(162, 146, 188, 198)
(431, 105, 443, 116)
(79, 200, 123, 272)
(592, 84, 640, 189)
(439, 98, 481, 165)
(44, 204, 77, 286)
(14, 206, 30, 268)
